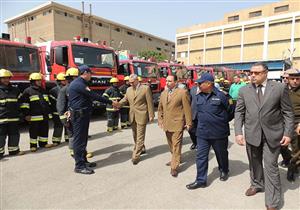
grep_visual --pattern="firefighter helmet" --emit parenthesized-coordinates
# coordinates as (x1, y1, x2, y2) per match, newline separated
(66, 68, 79, 77)
(29, 73, 42, 81)
(124, 76, 130, 81)
(56, 73, 66, 81)
(224, 80, 229, 83)
(0, 69, 13, 78)
(215, 78, 220, 83)
(110, 77, 119, 83)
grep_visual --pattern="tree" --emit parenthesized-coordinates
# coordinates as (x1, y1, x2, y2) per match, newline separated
(138, 50, 167, 62)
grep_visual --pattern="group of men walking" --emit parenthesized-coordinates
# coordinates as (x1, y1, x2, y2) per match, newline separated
(0, 62, 299, 210)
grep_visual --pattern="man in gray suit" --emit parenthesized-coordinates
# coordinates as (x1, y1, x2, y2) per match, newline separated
(234, 62, 294, 210)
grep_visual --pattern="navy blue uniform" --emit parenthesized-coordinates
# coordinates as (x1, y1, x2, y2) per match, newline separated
(195, 87, 234, 184)
(68, 77, 112, 170)
(188, 85, 199, 146)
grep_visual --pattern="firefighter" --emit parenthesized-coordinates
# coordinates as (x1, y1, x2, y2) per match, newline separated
(20, 73, 52, 152)
(0, 69, 25, 158)
(49, 73, 68, 146)
(119, 76, 130, 128)
(103, 77, 122, 132)
(56, 68, 93, 158)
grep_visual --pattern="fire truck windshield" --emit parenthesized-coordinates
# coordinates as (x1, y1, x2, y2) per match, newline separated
(133, 62, 158, 78)
(170, 65, 189, 79)
(0, 45, 40, 72)
(72, 45, 115, 68)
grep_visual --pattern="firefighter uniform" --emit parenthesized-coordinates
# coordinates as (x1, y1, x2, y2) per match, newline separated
(119, 76, 130, 128)
(103, 77, 122, 132)
(20, 73, 52, 151)
(49, 73, 68, 145)
(0, 69, 24, 157)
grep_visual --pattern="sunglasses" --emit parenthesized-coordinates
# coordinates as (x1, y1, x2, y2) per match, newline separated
(249, 70, 266, 75)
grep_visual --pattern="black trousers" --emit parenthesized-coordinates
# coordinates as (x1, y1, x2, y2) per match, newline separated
(71, 112, 89, 169)
(188, 119, 197, 145)
(107, 111, 119, 130)
(120, 107, 130, 127)
(29, 120, 49, 148)
(52, 114, 69, 143)
(0, 122, 20, 156)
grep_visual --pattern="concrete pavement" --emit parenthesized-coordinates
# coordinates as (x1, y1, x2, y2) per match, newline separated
(1, 113, 299, 209)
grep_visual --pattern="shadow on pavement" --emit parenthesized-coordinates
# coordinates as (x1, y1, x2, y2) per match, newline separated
(93, 150, 132, 169)
(92, 143, 132, 157)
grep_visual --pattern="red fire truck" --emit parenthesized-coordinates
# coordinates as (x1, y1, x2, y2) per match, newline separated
(118, 59, 160, 104)
(0, 34, 42, 92)
(158, 62, 190, 91)
(38, 38, 118, 108)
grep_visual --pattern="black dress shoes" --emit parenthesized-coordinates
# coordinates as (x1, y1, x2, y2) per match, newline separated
(219, 172, 229, 181)
(74, 168, 94, 175)
(186, 181, 207, 190)
(85, 161, 97, 168)
(190, 143, 197, 150)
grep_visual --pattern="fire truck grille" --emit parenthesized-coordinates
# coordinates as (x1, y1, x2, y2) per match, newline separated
(90, 77, 111, 87)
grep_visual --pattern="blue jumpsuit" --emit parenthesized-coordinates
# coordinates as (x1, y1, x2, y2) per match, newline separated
(68, 77, 112, 170)
(195, 87, 234, 184)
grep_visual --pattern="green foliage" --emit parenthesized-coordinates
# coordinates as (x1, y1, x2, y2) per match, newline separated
(138, 50, 167, 62)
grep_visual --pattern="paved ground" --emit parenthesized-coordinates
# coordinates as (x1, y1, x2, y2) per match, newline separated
(1, 112, 299, 209)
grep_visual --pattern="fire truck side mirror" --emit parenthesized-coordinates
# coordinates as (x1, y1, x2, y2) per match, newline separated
(55, 46, 68, 67)
(45, 54, 52, 72)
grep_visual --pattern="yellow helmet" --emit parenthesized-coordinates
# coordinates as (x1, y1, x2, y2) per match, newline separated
(0, 69, 13, 78)
(224, 80, 229, 83)
(66, 68, 79, 77)
(138, 76, 142, 82)
(56, 73, 66, 81)
(29, 73, 42, 81)
(110, 77, 119, 83)
(124, 76, 130, 81)
(215, 78, 220, 83)
(219, 78, 225, 81)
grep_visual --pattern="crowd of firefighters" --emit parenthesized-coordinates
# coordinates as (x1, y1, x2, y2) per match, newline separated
(0, 66, 299, 182)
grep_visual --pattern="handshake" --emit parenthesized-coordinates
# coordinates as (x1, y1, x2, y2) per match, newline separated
(112, 101, 121, 109)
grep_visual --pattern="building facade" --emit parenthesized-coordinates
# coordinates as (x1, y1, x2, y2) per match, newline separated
(176, 0, 300, 69)
(4, 1, 175, 59)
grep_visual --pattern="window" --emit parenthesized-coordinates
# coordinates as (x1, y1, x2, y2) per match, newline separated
(43, 10, 52, 16)
(64, 12, 68, 17)
(127, 31, 134, 36)
(148, 38, 152, 41)
(156, 47, 161, 51)
(165, 43, 169, 46)
(172, 45, 175, 48)
(114, 27, 121, 32)
(139, 35, 143, 39)
(28, 16, 36, 21)
(228, 15, 239, 22)
(177, 38, 188, 45)
(180, 52, 187, 58)
(249, 10, 262, 18)
(274, 5, 289, 13)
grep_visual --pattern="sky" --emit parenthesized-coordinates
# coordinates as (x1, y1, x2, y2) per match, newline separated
(0, 0, 279, 42)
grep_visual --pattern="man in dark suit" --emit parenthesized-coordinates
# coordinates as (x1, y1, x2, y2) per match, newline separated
(188, 83, 199, 150)
(234, 62, 294, 210)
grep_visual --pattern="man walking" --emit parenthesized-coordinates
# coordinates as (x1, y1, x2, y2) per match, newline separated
(119, 74, 154, 165)
(234, 62, 294, 210)
(158, 75, 192, 177)
(186, 73, 234, 189)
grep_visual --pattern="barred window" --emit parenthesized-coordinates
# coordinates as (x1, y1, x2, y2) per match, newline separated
(274, 5, 289, 13)
(228, 15, 239, 22)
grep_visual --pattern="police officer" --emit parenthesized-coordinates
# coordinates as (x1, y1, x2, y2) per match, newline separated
(119, 76, 130, 128)
(285, 68, 300, 181)
(103, 77, 122, 132)
(49, 73, 68, 146)
(0, 69, 25, 158)
(186, 73, 235, 189)
(68, 65, 118, 174)
(20, 73, 52, 152)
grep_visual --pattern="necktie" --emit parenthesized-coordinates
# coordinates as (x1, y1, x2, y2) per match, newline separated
(257, 85, 263, 104)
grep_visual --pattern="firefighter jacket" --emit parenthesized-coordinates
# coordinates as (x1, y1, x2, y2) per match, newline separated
(56, 84, 69, 121)
(49, 84, 63, 115)
(0, 84, 21, 124)
(103, 86, 122, 111)
(20, 85, 52, 121)
(119, 84, 130, 108)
